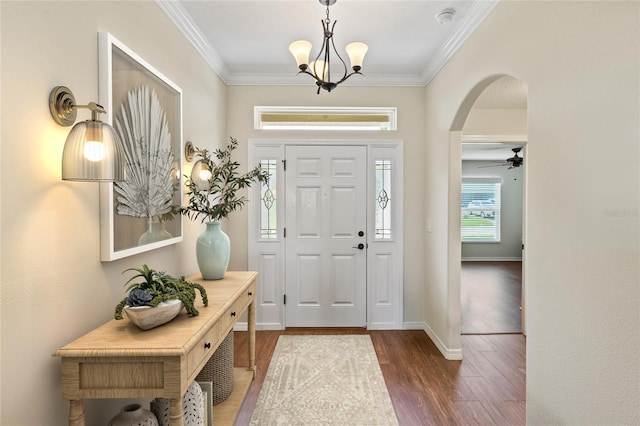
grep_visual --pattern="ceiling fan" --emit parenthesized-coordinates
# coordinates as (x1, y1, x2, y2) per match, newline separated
(479, 147, 524, 169)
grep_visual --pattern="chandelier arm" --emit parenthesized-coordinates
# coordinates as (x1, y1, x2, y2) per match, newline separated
(290, 0, 365, 93)
(328, 21, 348, 83)
(297, 69, 320, 79)
(334, 69, 363, 86)
(311, 19, 331, 82)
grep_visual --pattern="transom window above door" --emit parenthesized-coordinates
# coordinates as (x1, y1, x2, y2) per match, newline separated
(254, 106, 397, 131)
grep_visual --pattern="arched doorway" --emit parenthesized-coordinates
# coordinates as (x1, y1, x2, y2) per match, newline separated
(449, 75, 529, 338)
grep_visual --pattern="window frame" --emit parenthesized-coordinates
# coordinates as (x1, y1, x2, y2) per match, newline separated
(461, 177, 502, 243)
(254, 106, 397, 131)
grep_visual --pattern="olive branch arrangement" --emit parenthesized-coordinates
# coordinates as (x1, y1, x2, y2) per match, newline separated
(114, 264, 208, 320)
(180, 137, 269, 223)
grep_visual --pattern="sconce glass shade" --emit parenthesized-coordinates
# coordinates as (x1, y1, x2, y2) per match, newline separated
(62, 119, 126, 181)
(190, 159, 213, 190)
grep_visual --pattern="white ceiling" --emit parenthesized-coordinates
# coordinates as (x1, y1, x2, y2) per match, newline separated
(157, 0, 526, 162)
(158, 0, 499, 87)
(461, 143, 524, 162)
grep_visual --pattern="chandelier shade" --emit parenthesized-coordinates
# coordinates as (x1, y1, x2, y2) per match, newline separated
(289, 40, 313, 70)
(288, 0, 367, 94)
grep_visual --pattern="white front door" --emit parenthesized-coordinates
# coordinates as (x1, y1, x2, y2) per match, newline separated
(285, 145, 367, 326)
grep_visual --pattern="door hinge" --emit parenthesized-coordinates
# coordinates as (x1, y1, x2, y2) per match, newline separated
(284, 227, 286, 238)
(283, 294, 286, 305)
(282, 159, 286, 171)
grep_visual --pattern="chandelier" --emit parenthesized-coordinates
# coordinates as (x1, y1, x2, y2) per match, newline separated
(289, 0, 368, 94)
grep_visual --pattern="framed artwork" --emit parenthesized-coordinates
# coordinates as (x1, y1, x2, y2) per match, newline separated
(98, 32, 183, 261)
(197, 380, 214, 426)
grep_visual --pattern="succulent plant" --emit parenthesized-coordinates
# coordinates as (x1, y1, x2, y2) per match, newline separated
(114, 264, 208, 320)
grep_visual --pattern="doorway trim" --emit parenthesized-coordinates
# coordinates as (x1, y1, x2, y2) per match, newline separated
(460, 135, 528, 335)
(448, 75, 529, 357)
(248, 138, 404, 330)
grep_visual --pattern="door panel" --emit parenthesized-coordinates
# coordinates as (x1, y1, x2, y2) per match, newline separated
(285, 145, 367, 327)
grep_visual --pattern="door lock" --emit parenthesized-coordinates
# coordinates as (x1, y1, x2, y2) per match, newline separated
(352, 243, 365, 250)
(358, 231, 364, 237)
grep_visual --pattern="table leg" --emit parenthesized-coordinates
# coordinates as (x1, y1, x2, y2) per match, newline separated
(68, 400, 85, 426)
(169, 398, 184, 426)
(248, 300, 256, 378)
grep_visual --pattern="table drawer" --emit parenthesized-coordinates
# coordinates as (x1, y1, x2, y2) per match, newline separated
(221, 281, 256, 332)
(187, 320, 222, 378)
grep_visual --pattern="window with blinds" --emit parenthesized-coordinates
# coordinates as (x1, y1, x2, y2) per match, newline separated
(254, 106, 396, 131)
(461, 178, 501, 242)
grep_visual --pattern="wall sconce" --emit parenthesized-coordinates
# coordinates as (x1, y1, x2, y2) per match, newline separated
(184, 141, 213, 189)
(49, 86, 126, 181)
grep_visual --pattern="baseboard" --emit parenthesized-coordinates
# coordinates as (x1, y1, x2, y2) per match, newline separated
(423, 322, 463, 360)
(258, 322, 284, 330)
(233, 322, 248, 331)
(234, 322, 286, 331)
(461, 257, 522, 262)
(403, 321, 427, 330)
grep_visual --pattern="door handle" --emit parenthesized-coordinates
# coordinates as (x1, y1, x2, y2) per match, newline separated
(352, 243, 365, 250)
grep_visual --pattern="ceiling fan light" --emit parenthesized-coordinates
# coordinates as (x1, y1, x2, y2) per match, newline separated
(289, 40, 312, 70)
(345, 42, 368, 71)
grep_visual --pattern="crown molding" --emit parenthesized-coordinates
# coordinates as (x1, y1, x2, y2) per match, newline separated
(155, 0, 231, 84)
(421, 0, 500, 85)
(157, 0, 500, 87)
(225, 72, 427, 87)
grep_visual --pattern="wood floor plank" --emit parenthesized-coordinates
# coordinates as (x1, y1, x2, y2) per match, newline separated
(233, 329, 525, 425)
(453, 400, 509, 425)
(461, 261, 522, 334)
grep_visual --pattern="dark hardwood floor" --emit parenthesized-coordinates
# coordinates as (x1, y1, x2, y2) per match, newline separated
(461, 261, 522, 334)
(234, 329, 525, 425)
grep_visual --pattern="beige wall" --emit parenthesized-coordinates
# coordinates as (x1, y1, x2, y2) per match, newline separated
(463, 108, 527, 135)
(1, 1, 226, 423)
(424, 1, 639, 424)
(226, 85, 426, 326)
(3, 0, 639, 424)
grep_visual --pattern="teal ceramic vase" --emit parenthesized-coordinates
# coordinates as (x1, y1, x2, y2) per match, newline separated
(196, 221, 230, 280)
(138, 219, 172, 245)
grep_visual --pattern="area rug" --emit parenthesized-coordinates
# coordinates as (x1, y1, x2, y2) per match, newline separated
(249, 335, 398, 425)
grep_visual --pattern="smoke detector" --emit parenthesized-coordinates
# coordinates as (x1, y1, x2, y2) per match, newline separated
(436, 8, 456, 25)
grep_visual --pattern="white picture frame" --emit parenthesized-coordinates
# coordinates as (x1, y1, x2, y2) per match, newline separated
(98, 32, 184, 261)
(197, 380, 214, 426)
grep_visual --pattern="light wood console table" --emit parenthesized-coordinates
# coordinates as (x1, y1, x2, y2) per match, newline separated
(54, 271, 257, 426)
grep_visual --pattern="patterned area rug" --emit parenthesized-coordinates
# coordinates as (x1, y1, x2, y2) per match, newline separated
(249, 335, 398, 425)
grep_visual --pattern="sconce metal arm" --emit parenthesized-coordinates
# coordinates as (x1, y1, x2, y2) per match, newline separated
(49, 86, 107, 126)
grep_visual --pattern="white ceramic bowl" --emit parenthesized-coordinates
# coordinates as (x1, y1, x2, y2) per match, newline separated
(124, 299, 183, 330)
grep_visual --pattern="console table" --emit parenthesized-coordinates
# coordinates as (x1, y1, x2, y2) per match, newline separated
(54, 271, 257, 426)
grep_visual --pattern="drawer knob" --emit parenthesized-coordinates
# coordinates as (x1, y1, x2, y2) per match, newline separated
(204, 342, 211, 349)
(231, 311, 236, 317)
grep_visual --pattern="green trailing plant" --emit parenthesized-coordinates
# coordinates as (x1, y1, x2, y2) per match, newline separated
(114, 264, 208, 320)
(180, 137, 269, 223)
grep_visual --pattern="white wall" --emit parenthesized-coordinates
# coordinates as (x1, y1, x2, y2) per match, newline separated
(226, 85, 426, 326)
(1, 1, 226, 424)
(424, 1, 639, 424)
(461, 160, 523, 260)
